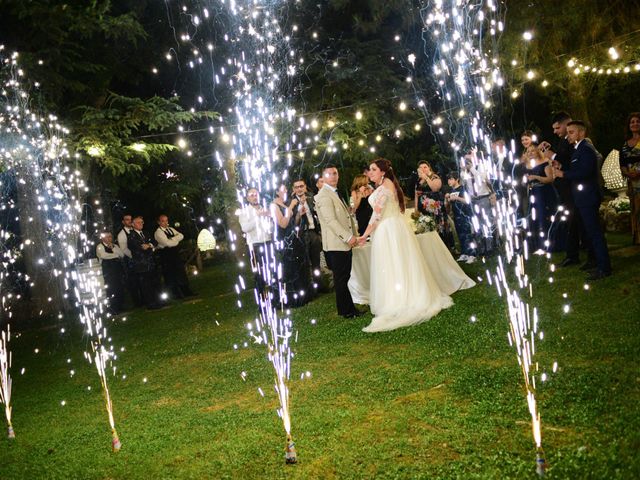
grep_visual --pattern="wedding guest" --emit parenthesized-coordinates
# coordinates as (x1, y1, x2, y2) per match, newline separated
(541, 111, 587, 266)
(521, 130, 538, 154)
(620, 112, 640, 245)
(446, 172, 476, 264)
(154, 214, 195, 299)
(516, 131, 538, 217)
(96, 232, 125, 314)
(117, 213, 143, 308)
(315, 176, 325, 193)
(491, 138, 508, 202)
(129, 216, 164, 310)
(237, 188, 275, 302)
(553, 121, 611, 280)
(349, 174, 374, 236)
(272, 184, 310, 307)
(462, 153, 497, 255)
(292, 179, 322, 281)
(415, 161, 449, 243)
(524, 147, 558, 253)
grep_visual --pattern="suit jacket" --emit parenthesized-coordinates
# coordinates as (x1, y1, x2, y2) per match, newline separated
(552, 137, 573, 199)
(295, 192, 321, 232)
(563, 140, 602, 208)
(129, 229, 157, 273)
(315, 185, 357, 251)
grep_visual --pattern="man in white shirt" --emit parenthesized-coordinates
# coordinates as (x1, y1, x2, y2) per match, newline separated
(96, 232, 125, 314)
(154, 215, 195, 299)
(116, 214, 142, 307)
(116, 214, 133, 259)
(237, 188, 276, 301)
(462, 153, 497, 255)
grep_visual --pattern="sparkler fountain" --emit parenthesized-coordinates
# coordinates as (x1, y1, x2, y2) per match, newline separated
(0, 48, 121, 451)
(165, 1, 305, 462)
(219, 0, 301, 462)
(0, 326, 14, 439)
(402, 1, 548, 474)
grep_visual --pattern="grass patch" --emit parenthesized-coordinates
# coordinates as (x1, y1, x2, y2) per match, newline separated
(0, 233, 638, 478)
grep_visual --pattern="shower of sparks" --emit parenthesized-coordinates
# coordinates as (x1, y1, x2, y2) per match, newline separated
(0, 326, 14, 438)
(1, 49, 121, 450)
(401, 0, 547, 466)
(165, 0, 305, 457)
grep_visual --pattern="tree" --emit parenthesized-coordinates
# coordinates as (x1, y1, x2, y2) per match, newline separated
(498, 0, 640, 150)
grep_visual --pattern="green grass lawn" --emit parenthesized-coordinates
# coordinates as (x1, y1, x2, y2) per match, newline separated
(0, 234, 639, 479)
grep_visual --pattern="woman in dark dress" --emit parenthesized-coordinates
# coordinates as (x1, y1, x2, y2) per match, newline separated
(271, 185, 311, 306)
(524, 147, 558, 253)
(414, 161, 448, 242)
(620, 112, 640, 245)
(350, 174, 374, 236)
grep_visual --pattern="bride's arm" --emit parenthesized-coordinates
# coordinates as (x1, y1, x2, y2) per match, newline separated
(358, 185, 390, 244)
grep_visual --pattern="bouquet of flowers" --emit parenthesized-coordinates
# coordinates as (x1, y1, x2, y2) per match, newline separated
(413, 213, 437, 234)
(608, 196, 631, 213)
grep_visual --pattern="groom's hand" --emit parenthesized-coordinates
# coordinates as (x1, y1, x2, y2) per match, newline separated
(348, 236, 358, 247)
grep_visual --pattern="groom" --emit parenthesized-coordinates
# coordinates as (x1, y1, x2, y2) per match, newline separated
(315, 165, 362, 318)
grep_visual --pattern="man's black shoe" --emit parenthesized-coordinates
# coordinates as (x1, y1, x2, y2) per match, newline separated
(342, 310, 365, 319)
(579, 261, 597, 271)
(559, 258, 580, 267)
(586, 270, 611, 281)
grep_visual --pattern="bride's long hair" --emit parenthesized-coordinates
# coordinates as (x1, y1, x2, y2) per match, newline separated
(372, 158, 405, 213)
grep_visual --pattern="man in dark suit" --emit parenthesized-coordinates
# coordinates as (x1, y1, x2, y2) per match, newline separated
(129, 216, 164, 309)
(292, 179, 322, 283)
(116, 214, 143, 307)
(543, 112, 594, 269)
(553, 121, 611, 280)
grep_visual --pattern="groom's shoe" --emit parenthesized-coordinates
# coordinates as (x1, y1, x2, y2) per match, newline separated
(342, 310, 365, 319)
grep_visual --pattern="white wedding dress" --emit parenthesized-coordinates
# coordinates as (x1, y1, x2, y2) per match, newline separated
(362, 186, 454, 332)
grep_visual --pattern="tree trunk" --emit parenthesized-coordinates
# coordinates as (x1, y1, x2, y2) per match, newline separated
(223, 158, 248, 261)
(566, 77, 591, 126)
(14, 163, 66, 323)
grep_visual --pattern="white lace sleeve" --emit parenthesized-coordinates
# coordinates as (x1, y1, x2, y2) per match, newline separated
(368, 187, 391, 225)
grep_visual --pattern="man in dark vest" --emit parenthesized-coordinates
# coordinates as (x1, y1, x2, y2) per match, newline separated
(154, 214, 195, 299)
(129, 216, 164, 309)
(292, 179, 322, 287)
(116, 213, 143, 308)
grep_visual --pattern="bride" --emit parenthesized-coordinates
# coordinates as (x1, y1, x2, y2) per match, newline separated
(358, 158, 454, 332)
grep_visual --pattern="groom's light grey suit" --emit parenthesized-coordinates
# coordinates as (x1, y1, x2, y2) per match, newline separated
(315, 185, 359, 317)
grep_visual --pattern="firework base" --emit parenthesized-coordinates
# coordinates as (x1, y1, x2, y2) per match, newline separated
(285, 435, 297, 464)
(7, 426, 15, 439)
(536, 448, 547, 476)
(112, 430, 122, 452)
